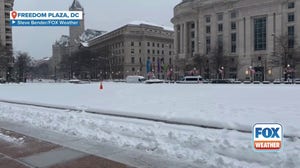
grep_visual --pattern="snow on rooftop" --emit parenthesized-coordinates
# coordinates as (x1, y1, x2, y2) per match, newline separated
(79, 29, 106, 42)
(55, 35, 70, 47)
(129, 21, 174, 31)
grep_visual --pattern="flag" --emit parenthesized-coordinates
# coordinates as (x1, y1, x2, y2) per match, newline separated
(146, 59, 151, 73)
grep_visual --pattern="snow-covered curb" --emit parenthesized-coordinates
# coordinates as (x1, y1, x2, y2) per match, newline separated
(0, 102, 299, 168)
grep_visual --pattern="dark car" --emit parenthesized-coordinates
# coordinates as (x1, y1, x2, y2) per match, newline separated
(211, 79, 233, 84)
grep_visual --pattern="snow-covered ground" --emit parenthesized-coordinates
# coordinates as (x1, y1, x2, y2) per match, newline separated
(0, 129, 24, 144)
(0, 82, 300, 167)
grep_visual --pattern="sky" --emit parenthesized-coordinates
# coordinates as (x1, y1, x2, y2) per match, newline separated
(12, 0, 181, 59)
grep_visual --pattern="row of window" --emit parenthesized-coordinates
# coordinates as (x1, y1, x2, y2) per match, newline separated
(131, 57, 172, 64)
(205, 11, 237, 23)
(205, 22, 237, 34)
(130, 41, 173, 49)
(204, 1, 294, 24)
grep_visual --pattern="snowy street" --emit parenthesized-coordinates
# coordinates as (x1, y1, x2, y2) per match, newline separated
(0, 82, 300, 167)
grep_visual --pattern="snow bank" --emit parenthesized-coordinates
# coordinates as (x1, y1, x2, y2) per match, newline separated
(0, 102, 299, 168)
(0, 130, 24, 144)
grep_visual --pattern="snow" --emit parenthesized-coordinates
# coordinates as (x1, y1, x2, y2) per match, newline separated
(79, 29, 106, 43)
(0, 83, 299, 137)
(54, 35, 70, 47)
(0, 82, 299, 167)
(129, 21, 174, 31)
(0, 130, 24, 144)
(0, 102, 299, 168)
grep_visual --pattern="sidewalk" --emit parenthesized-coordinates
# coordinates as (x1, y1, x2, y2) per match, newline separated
(0, 120, 198, 168)
(0, 128, 130, 168)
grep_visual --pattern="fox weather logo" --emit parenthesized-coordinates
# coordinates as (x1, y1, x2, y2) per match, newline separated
(253, 123, 283, 152)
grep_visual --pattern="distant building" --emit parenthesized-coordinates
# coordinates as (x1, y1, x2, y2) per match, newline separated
(69, 0, 85, 52)
(0, 0, 14, 80)
(172, 0, 300, 81)
(88, 21, 175, 79)
(50, 0, 105, 79)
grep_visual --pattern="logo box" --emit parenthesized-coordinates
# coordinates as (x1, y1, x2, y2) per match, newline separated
(253, 123, 283, 152)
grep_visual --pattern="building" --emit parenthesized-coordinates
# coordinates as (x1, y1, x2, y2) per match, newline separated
(0, 0, 14, 80)
(172, 0, 300, 81)
(69, 0, 85, 52)
(50, 0, 105, 79)
(88, 21, 175, 79)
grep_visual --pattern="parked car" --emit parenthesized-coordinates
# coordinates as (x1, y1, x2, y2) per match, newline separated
(294, 79, 300, 84)
(211, 79, 233, 84)
(145, 79, 164, 84)
(126, 76, 146, 83)
(273, 79, 282, 84)
(176, 76, 203, 84)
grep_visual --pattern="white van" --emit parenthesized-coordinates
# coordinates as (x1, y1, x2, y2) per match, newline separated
(176, 76, 203, 84)
(126, 76, 146, 83)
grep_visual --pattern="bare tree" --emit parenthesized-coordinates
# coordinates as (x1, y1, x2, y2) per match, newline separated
(14, 52, 32, 82)
(272, 34, 300, 80)
(272, 34, 298, 67)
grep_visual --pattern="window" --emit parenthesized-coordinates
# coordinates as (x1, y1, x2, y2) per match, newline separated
(162, 44, 164, 48)
(131, 42, 134, 46)
(132, 67, 135, 72)
(147, 42, 150, 46)
(153, 57, 155, 62)
(206, 26, 211, 34)
(152, 42, 155, 47)
(191, 23, 195, 29)
(162, 50, 165, 55)
(153, 50, 155, 54)
(139, 49, 141, 54)
(147, 49, 150, 54)
(206, 36, 211, 45)
(231, 22, 236, 30)
(157, 50, 160, 54)
(191, 32, 195, 38)
(254, 17, 267, 51)
(231, 33, 237, 42)
(139, 42, 142, 46)
(157, 43, 160, 47)
(131, 49, 135, 53)
(169, 58, 172, 64)
(218, 24, 223, 32)
(206, 36, 211, 54)
(218, 35, 223, 51)
(169, 51, 172, 55)
(217, 13, 223, 21)
(131, 57, 135, 64)
(206, 16, 211, 23)
(288, 13, 295, 22)
(231, 33, 237, 53)
(288, 2, 295, 9)
(231, 11, 237, 19)
(288, 26, 295, 48)
(139, 57, 142, 63)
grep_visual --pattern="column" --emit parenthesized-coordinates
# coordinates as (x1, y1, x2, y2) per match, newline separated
(195, 19, 200, 54)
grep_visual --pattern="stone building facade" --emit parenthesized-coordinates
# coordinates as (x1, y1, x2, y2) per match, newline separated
(0, 0, 14, 80)
(88, 22, 175, 79)
(172, 0, 300, 81)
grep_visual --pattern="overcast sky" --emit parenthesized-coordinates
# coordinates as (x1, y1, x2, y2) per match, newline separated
(12, 0, 181, 59)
